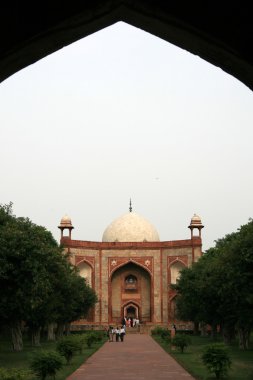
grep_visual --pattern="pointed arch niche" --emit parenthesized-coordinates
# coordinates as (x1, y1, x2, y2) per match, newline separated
(77, 260, 92, 287)
(170, 260, 185, 284)
(109, 262, 152, 324)
(76, 260, 94, 322)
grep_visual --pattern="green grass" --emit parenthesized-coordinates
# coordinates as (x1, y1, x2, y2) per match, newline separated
(0, 333, 106, 380)
(153, 334, 253, 380)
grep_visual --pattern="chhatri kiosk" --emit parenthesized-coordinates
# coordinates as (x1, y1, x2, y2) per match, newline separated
(59, 204, 203, 329)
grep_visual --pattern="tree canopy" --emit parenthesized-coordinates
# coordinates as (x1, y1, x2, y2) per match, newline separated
(0, 203, 97, 350)
(173, 219, 253, 349)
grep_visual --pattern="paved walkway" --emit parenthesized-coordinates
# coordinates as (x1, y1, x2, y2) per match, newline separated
(67, 334, 195, 380)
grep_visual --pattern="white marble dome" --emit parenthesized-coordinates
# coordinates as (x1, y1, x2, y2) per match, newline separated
(102, 212, 160, 242)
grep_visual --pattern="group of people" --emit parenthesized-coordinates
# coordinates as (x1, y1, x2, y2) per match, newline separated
(107, 325, 125, 342)
(106, 316, 141, 342)
(123, 316, 140, 327)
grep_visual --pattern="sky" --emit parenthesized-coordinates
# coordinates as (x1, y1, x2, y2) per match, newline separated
(0, 22, 253, 251)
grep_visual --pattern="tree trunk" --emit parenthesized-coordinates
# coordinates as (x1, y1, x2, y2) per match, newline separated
(47, 323, 56, 341)
(238, 327, 250, 350)
(11, 322, 23, 352)
(56, 323, 65, 339)
(199, 322, 206, 336)
(31, 326, 41, 346)
(193, 321, 199, 335)
(65, 322, 71, 336)
(222, 325, 235, 345)
(210, 323, 217, 339)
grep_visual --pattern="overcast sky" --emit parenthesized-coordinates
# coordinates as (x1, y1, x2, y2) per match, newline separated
(0, 22, 252, 251)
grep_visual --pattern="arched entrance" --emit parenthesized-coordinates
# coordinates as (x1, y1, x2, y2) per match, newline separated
(110, 262, 152, 324)
(124, 303, 139, 319)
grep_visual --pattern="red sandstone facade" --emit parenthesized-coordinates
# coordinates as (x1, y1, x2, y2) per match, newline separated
(59, 213, 203, 328)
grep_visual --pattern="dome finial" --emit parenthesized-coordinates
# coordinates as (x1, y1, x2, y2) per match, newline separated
(129, 198, 132, 212)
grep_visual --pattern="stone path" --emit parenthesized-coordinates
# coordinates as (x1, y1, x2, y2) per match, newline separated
(67, 334, 195, 380)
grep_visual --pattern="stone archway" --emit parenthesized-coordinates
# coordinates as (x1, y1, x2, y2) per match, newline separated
(110, 261, 151, 324)
(0, 3, 253, 90)
(124, 302, 139, 319)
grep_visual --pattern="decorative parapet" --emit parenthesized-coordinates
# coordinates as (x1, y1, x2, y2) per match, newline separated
(61, 237, 201, 250)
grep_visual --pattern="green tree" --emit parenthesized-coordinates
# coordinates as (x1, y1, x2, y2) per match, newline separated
(173, 219, 253, 349)
(173, 252, 224, 336)
(0, 203, 97, 350)
(24, 245, 71, 346)
(216, 221, 253, 348)
(54, 266, 97, 338)
(0, 204, 62, 349)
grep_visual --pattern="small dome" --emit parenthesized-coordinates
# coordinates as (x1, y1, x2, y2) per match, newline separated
(58, 214, 73, 228)
(102, 212, 160, 242)
(189, 213, 203, 227)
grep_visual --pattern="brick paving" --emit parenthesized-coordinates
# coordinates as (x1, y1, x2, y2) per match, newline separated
(67, 334, 195, 380)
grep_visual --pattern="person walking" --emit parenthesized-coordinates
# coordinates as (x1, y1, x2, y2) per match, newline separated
(120, 326, 125, 342)
(121, 316, 127, 329)
(108, 326, 113, 342)
(112, 326, 117, 341)
(115, 326, 120, 342)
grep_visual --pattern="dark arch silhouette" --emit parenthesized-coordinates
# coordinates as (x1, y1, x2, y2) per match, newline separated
(0, 2, 253, 90)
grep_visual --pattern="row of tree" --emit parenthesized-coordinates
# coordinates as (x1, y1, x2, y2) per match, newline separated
(173, 218, 253, 350)
(0, 203, 97, 351)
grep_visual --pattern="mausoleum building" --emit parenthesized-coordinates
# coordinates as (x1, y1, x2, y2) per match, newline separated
(59, 205, 203, 328)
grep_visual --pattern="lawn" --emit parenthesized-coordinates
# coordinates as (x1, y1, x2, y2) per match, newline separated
(0, 332, 106, 380)
(153, 334, 253, 380)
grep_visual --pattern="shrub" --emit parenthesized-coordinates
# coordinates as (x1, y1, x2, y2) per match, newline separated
(70, 330, 88, 335)
(92, 331, 105, 341)
(69, 334, 85, 352)
(70, 330, 105, 341)
(171, 334, 191, 353)
(151, 326, 163, 335)
(160, 329, 171, 340)
(201, 343, 231, 379)
(0, 368, 33, 380)
(85, 332, 99, 348)
(30, 351, 63, 380)
(67, 331, 105, 352)
(56, 337, 82, 364)
(151, 326, 170, 339)
(176, 329, 194, 335)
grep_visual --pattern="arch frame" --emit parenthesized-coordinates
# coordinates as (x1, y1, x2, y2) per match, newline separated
(109, 257, 153, 278)
(0, 3, 253, 90)
(122, 300, 141, 319)
(168, 258, 187, 285)
(75, 256, 96, 290)
(168, 257, 187, 269)
(108, 259, 154, 324)
(75, 258, 95, 321)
